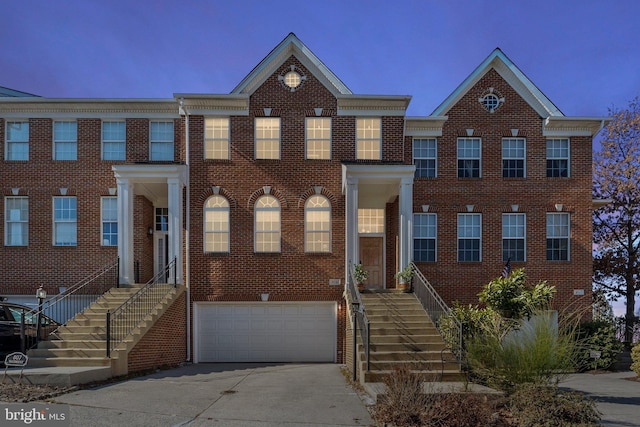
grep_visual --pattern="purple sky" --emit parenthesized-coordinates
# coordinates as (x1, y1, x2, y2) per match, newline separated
(2, 0, 639, 118)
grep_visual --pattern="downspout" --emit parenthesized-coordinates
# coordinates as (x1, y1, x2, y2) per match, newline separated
(180, 98, 191, 361)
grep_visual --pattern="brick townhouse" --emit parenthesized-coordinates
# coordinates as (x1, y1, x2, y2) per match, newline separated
(0, 33, 606, 366)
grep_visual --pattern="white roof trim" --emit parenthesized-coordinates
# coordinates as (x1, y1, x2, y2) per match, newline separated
(0, 98, 178, 119)
(405, 116, 447, 137)
(543, 117, 610, 137)
(432, 48, 562, 118)
(231, 33, 351, 97)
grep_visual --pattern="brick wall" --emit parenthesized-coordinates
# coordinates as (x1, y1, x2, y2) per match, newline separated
(409, 70, 593, 316)
(127, 292, 187, 373)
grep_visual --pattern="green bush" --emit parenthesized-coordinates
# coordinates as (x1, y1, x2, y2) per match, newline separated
(508, 383, 600, 426)
(632, 342, 640, 377)
(478, 268, 555, 319)
(465, 311, 578, 393)
(575, 320, 624, 371)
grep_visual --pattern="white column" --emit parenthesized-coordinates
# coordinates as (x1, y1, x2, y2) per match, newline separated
(167, 178, 183, 284)
(117, 178, 134, 284)
(398, 178, 414, 271)
(345, 177, 359, 283)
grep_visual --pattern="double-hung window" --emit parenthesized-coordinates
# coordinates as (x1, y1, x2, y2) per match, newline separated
(547, 139, 569, 177)
(255, 195, 280, 252)
(458, 213, 481, 262)
(255, 118, 280, 159)
(305, 195, 331, 252)
(305, 118, 331, 160)
(502, 213, 525, 262)
(413, 213, 436, 262)
(205, 118, 230, 160)
(101, 197, 117, 246)
(502, 138, 525, 178)
(54, 121, 77, 160)
(547, 213, 570, 260)
(204, 195, 230, 253)
(150, 121, 174, 161)
(102, 121, 126, 161)
(54, 196, 77, 246)
(457, 138, 481, 178)
(413, 138, 437, 178)
(4, 196, 28, 246)
(6, 121, 29, 160)
(356, 118, 381, 160)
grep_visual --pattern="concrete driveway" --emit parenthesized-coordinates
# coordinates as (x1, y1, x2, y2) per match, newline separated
(51, 363, 374, 427)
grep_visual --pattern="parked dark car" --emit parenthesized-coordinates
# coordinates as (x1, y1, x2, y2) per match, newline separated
(0, 298, 60, 361)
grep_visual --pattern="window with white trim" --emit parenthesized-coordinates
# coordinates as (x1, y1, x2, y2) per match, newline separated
(205, 118, 230, 160)
(204, 195, 230, 253)
(255, 118, 280, 160)
(4, 196, 28, 246)
(54, 121, 77, 160)
(457, 138, 481, 178)
(5, 121, 29, 161)
(356, 118, 381, 160)
(458, 213, 481, 262)
(305, 195, 331, 252)
(101, 197, 117, 246)
(54, 196, 77, 246)
(547, 212, 570, 260)
(414, 213, 436, 262)
(255, 195, 280, 252)
(502, 138, 525, 178)
(150, 121, 174, 161)
(305, 118, 331, 160)
(102, 121, 126, 161)
(413, 138, 437, 178)
(502, 213, 525, 262)
(546, 139, 569, 177)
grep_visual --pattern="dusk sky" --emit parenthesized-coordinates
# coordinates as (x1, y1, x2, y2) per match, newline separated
(3, 0, 639, 119)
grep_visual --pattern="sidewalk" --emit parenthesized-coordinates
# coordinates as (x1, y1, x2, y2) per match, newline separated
(559, 371, 640, 427)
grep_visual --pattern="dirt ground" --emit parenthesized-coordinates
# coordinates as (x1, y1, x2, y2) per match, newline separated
(0, 382, 76, 402)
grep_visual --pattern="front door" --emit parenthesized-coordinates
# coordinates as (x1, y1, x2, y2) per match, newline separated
(359, 236, 384, 289)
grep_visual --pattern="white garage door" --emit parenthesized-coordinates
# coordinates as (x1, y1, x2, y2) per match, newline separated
(195, 302, 336, 363)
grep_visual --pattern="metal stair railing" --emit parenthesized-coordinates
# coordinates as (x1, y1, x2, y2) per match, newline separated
(346, 261, 370, 381)
(411, 262, 463, 370)
(32, 258, 120, 342)
(106, 258, 177, 357)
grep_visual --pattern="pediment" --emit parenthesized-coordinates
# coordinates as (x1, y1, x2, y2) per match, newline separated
(231, 33, 352, 97)
(432, 48, 563, 118)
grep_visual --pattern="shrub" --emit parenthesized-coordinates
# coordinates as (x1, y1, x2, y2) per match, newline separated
(478, 268, 555, 319)
(438, 302, 496, 355)
(508, 383, 600, 426)
(632, 342, 640, 377)
(465, 311, 578, 393)
(575, 320, 624, 371)
(371, 365, 509, 427)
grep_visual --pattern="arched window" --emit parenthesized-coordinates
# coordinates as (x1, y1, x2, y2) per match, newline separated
(204, 195, 229, 253)
(305, 195, 331, 252)
(255, 195, 280, 253)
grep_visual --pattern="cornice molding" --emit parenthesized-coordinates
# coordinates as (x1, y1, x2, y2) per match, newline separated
(0, 99, 178, 119)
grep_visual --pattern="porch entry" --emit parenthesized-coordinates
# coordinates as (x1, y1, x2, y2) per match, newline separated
(154, 207, 169, 282)
(358, 208, 385, 289)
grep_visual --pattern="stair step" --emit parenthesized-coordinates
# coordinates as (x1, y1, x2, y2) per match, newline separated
(38, 340, 106, 350)
(362, 342, 447, 352)
(365, 350, 451, 362)
(29, 348, 107, 358)
(364, 369, 464, 383)
(27, 356, 111, 368)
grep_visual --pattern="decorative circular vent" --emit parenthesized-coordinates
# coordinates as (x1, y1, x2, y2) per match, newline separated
(278, 65, 306, 92)
(478, 87, 505, 113)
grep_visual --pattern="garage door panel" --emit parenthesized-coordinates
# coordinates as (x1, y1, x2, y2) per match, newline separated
(197, 303, 336, 363)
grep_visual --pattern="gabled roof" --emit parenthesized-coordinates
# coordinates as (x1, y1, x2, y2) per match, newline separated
(0, 86, 39, 97)
(231, 33, 352, 96)
(431, 48, 563, 118)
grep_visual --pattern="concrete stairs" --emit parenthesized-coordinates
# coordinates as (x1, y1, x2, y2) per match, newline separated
(357, 290, 462, 383)
(25, 283, 184, 382)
